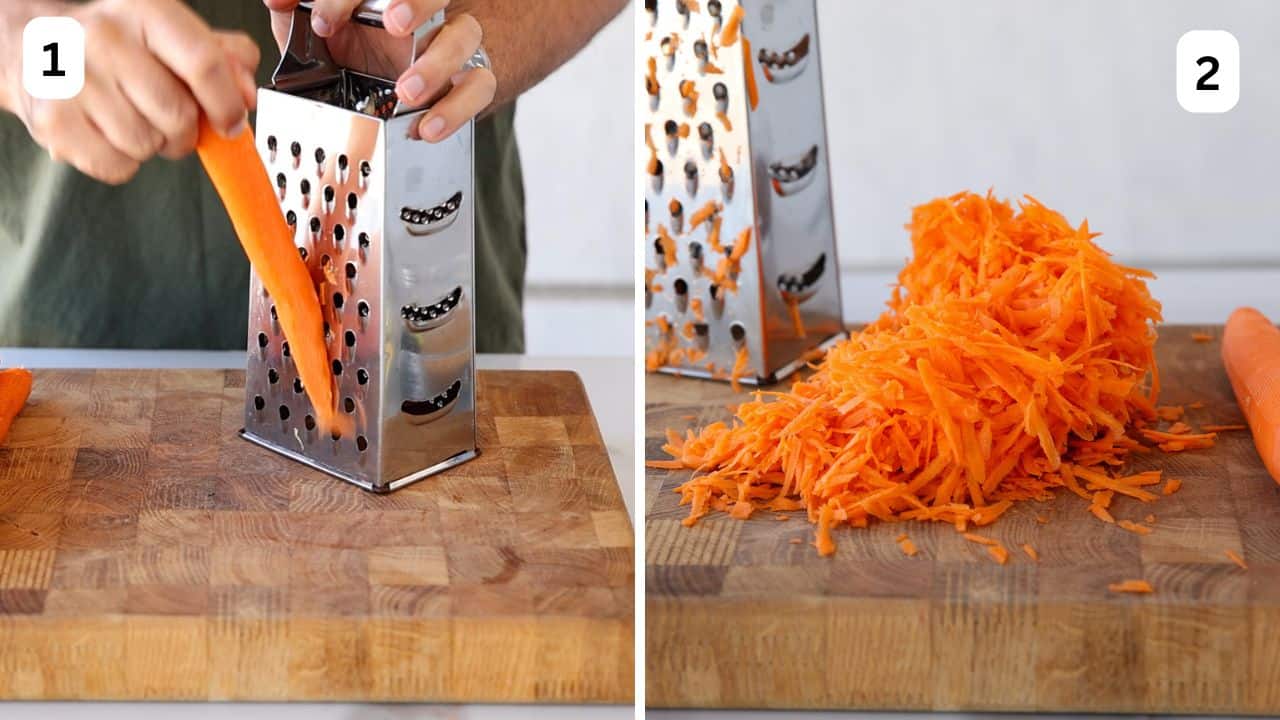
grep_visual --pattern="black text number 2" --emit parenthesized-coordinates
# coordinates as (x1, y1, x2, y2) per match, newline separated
(1196, 55, 1220, 91)
(42, 42, 66, 78)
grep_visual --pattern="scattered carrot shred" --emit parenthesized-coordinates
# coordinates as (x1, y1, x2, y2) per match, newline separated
(1162, 478, 1182, 496)
(1188, 401, 1206, 410)
(1191, 332, 1215, 343)
(1145, 513, 1157, 524)
(1166, 422, 1192, 435)
(963, 532, 999, 546)
(658, 192, 1171, 555)
(1022, 544, 1040, 562)
(1108, 579, 1154, 594)
(1117, 519, 1152, 535)
(1226, 549, 1248, 570)
(1156, 405, 1185, 422)
(897, 536, 919, 557)
(1090, 504, 1116, 524)
(987, 544, 1010, 565)
(1202, 424, 1248, 433)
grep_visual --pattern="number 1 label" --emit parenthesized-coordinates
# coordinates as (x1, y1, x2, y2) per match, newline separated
(22, 17, 84, 100)
(1177, 30, 1239, 114)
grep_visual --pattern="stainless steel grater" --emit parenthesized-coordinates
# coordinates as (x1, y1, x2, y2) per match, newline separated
(241, 0, 477, 493)
(641, 0, 846, 385)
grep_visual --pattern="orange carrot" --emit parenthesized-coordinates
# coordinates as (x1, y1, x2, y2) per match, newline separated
(897, 536, 919, 557)
(1022, 544, 1039, 562)
(658, 192, 1164, 554)
(730, 345, 750, 393)
(1222, 307, 1280, 484)
(1117, 520, 1152, 535)
(742, 36, 759, 111)
(1162, 478, 1182, 495)
(962, 532, 998, 546)
(1226, 549, 1248, 570)
(720, 5, 744, 46)
(0, 368, 33, 447)
(1108, 579, 1154, 594)
(1202, 424, 1248, 432)
(1156, 405, 1185, 422)
(987, 544, 1010, 565)
(1191, 332, 1215, 343)
(197, 121, 344, 434)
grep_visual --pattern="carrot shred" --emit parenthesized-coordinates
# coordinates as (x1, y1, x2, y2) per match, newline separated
(1226, 549, 1248, 570)
(1191, 332, 1215, 343)
(1156, 405, 1185, 422)
(1022, 544, 1039, 562)
(1108, 579, 1154, 594)
(987, 544, 1010, 565)
(1162, 478, 1182, 495)
(897, 536, 919, 557)
(1117, 519, 1152, 535)
(657, 192, 1168, 555)
(963, 532, 999, 546)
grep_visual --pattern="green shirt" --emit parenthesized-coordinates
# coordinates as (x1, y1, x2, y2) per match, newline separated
(0, 0, 526, 352)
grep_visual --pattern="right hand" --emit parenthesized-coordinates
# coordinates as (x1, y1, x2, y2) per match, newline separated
(5, 0, 260, 185)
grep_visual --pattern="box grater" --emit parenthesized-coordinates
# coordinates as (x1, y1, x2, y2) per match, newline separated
(241, 0, 477, 493)
(641, 0, 846, 385)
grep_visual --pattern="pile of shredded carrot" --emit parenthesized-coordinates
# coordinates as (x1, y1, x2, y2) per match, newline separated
(653, 191, 1177, 556)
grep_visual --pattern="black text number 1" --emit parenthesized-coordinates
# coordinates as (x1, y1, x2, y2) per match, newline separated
(42, 42, 66, 77)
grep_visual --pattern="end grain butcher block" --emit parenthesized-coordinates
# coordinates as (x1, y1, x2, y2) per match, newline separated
(646, 326, 1280, 713)
(0, 369, 632, 703)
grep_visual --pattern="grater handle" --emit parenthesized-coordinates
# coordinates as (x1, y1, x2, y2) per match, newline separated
(274, 1, 445, 116)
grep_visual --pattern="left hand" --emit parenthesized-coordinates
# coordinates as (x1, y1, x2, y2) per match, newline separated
(263, 0, 497, 142)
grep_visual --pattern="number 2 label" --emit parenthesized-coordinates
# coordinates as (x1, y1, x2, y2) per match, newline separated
(1177, 30, 1239, 114)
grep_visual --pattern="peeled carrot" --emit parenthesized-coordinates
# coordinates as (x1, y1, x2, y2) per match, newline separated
(196, 120, 340, 434)
(719, 5, 744, 47)
(1222, 307, 1280, 484)
(0, 368, 33, 447)
(659, 192, 1166, 555)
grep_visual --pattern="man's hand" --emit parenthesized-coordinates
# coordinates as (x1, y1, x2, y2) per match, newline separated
(0, 0, 259, 185)
(263, 0, 496, 143)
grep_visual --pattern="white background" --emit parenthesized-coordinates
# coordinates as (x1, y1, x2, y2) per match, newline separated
(517, 0, 1279, 358)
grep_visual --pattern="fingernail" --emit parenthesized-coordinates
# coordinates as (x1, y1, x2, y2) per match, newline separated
(421, 115, 447, 141)
(227, 118, 247, 138)
(312, 14, 333, 36)
(399, 74, 427, 102)
(387, 3, 414, 33)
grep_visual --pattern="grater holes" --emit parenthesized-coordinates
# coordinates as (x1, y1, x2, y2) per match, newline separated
(730, 322, 747, 343)
(309, 216, 321, 238)
(357, 368, 369, 385)
(314, 147, 325, 174)
(332, 359, 344, 376)
(333, 292, 345, 311)
(279, 405, 291, 421)
(346, 192, 358, 220)
(275, 172, 287, 198)
(305, 414, 316, 431)
(286, 210, 297, 227)
(344, 330, 356, 348)
(323, 185, 335, 213)
(293, 377, 304, 394)
(268, 368, 279, 385)
(345, 262, 357, 281)
(282, 341, 291, 357)
(360, 160, 372, 178)
(257, 332, 269, 348)
(358, 233, 370, 251)
(343, 397, 355, 414)
(356, 436, 368, 452)
(358, 300, 370, 318)
(290, 141, 302, 168)
(299, 246, 308, 261)
(266, 135, 278, 161)
(253, 395, 265, 411)
(270, 305, 278, 321)
(331, 428, 342, 441)
(334, 224, 346, 245)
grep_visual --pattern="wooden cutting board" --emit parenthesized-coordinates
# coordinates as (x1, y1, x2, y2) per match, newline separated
(647, 326, 1280, 713)
(0, 369, 632, 703)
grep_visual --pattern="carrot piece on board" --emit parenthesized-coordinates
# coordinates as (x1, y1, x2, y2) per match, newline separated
(1221, 327, 1280, 477)
(1191, 332, 1215, 343)
(742, 36, 760, 111)
(1022, 544, 1039, 562)
(1226, 549, 1248, 570)
(987, 544, 1010, 565)
(962, 532, 998, 546)
(1089, 504, 1116, 524)
(0, 368, 34, 447)
(196, 121, 342, 434)
(1156, 405, 1185, 422)
(897, 536, 919, 557)
(1108, 579, 1154, 594)
(1162, 478, 1182, 495)
(1117, 520, 1152, 535)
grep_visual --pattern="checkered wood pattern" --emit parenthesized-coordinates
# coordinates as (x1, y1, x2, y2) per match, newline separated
(646, 326, 1280, 712)
(0, 370, 632, 702)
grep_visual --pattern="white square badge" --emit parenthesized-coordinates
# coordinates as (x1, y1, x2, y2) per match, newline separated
(1176, 30, 1239, 114)
(22, 17, 85, 101)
